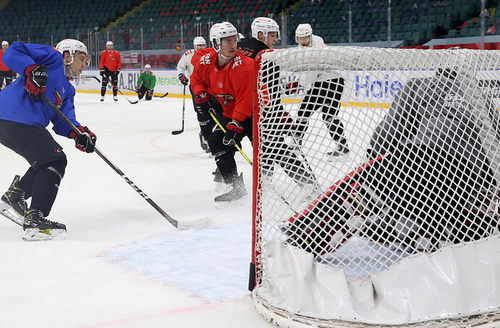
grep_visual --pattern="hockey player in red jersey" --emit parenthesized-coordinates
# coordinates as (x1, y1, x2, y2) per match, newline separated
(0, 41, 14, 91)
(190, 22, 254, 202)
(99, 41, 122, 102)
(237, 17, 279, 59)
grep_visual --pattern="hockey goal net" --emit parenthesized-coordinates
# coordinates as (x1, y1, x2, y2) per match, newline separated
(250, 47, 500, 328)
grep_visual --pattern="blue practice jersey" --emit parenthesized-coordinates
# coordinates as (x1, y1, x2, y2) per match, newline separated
(0, 41, 80, 138)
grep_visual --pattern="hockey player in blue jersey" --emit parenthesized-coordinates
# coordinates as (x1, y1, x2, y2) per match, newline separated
(0, 39, 97, 241)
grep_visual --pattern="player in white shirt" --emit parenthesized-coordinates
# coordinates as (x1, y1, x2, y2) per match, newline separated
(293, 23, 349, 159)
(176, 37, 214, 153)
(295, 23, 326, 48)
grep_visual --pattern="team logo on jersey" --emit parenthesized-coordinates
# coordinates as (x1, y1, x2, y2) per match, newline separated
(52, 88, 63, 107)
(232, 55, 243, 68)
(200, 54, 211, 65)
(443, 94, 466, 109)
(218, 82, 223, 88)
(215, 93, 234, 106)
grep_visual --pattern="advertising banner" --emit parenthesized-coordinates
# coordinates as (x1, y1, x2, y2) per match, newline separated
(74, 69, 186, 96)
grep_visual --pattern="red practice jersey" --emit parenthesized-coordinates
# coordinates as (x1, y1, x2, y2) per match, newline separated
(190, 48, 254, 123)
(100, 49, 122, 71)
(0, 49, 10, 71)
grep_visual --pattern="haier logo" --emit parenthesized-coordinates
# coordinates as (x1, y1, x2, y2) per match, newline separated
(355, 74, 403, 98)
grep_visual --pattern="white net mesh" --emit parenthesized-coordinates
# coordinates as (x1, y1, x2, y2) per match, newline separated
(252, 47, 500, 328)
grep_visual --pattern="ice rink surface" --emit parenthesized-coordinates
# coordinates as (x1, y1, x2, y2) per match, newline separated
(0, 91, 272, 328)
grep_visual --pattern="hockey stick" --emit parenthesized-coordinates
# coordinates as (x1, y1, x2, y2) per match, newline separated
(209, 110, 252, 165)
(122, 86, 169, 98)
(40, 91, 212, 230)
(153, 92, 169, 98)
(172, 85, 186, 135)
(75, 75, 101, 83)
(103, 75, 139, 105)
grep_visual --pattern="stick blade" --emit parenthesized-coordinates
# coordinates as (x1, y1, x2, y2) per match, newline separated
(176, 216, 213, 230)
(171, 129, 184, 135)
(154, 92, 169, 98)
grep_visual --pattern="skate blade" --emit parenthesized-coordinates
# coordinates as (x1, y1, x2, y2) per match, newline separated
(327, 150, 351, 162)
(22, 228, 66, 241)
(0, 201, 24, 226)
(214, 181, 226, 192)
(214, 195, 247, 210)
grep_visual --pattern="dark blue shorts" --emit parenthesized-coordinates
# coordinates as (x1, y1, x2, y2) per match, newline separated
(0, 119, 67, 171)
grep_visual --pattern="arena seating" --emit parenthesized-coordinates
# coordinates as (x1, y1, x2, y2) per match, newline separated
(0, 0, 499, 66)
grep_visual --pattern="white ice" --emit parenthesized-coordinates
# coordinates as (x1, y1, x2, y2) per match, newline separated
(0, 92, 272, 328)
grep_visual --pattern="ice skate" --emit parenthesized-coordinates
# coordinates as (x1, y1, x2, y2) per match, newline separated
(212, 168, 223, 183)
(22, 209, 66, 241)
(113, 95, 118, 102)
(327, 138, 350, 159)
(215, 173, 247, 202)
(298, 182, 320, 203)
(0, 175, 27, 225)
(100, 95, 104, 102)
(0, 201, 24, 226)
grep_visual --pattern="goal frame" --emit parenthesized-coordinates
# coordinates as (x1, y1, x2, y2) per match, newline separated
(249, 46, 500, 328)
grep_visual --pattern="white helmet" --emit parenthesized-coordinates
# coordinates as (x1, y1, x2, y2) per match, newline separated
(193, 36, 206, 48)
(209, 22, 238, 48)
(144, 64, 151, 69)
(106, 41, 113, 46)
(295, 23, 313, 44)
(56, 39, 89, 66)
(251, 17, 280, 40)
(2, 41, 8, 46)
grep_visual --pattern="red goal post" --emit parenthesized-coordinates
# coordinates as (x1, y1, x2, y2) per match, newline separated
(250, 47, 500, 328)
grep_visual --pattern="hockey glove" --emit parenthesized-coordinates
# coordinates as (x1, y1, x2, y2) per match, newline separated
(115, 68, 121, 75)
(135, 85, 139, 93)
(24, 65, 48, 99)
(178, 73, 189, 86)
(223, 121, 244, 146)
(285, 81, 299, 95)
(194, 93, 211, 119)
(99, 69, 105, 76)
(68, 126, 97, 153)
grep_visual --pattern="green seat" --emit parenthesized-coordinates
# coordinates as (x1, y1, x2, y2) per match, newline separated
(436, 7, 446, 15)
(467, 26, 479, 37)
(425, 26, 436, 39)
(375, 32, 387, 41)
(402, 31, 413, 40)
(364, 33, 374, 42)
(436, 14, 446, 28)
(394, 32, 404, 40)
(352, 34, 362, 42)
(457, 26, 469, 37)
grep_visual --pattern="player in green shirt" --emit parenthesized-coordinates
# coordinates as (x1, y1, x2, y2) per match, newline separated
(136, 64, 156, 100)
